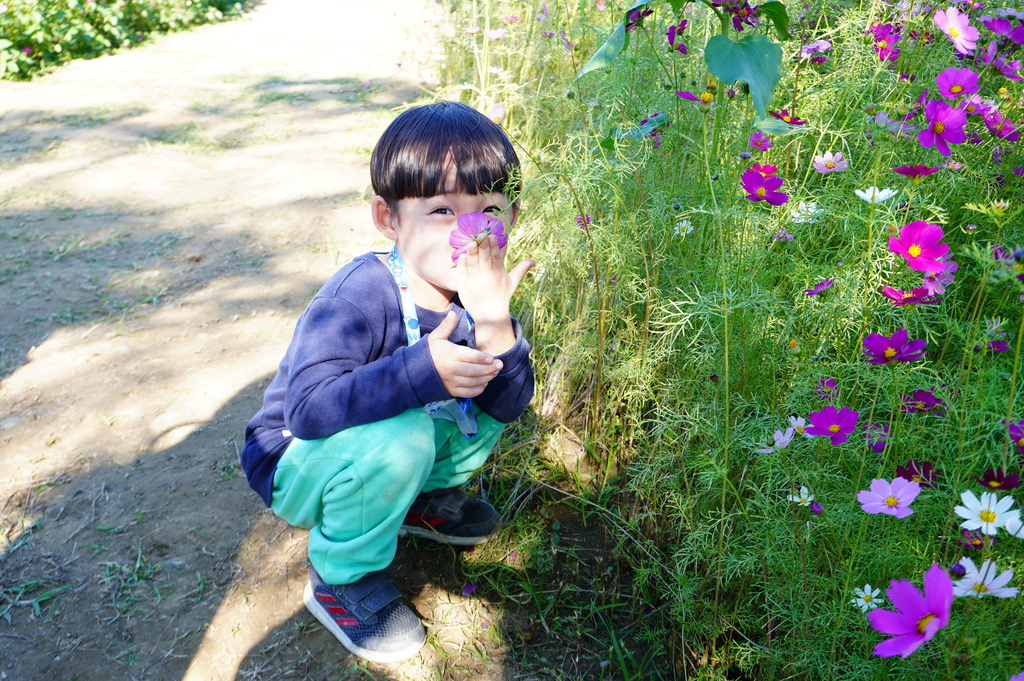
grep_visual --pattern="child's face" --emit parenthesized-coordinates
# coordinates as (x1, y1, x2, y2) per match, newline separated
(372, 189, 514, 310)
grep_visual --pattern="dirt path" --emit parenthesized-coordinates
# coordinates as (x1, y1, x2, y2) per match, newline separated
(0, 3, 529, 679)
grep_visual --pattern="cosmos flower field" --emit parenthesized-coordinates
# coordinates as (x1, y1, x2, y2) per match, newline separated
(438, 0, 1024, 676)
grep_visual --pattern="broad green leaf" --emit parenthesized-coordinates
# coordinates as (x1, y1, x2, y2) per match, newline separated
(666, 0, 688, 12)
(573, 0, 651, 81)
(758, 1, 791, 41)
(754, 118, 807, 136)
(704, 34, 782, 120)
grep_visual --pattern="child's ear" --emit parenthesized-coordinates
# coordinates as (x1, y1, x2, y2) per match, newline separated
(371, 196, 399, 240)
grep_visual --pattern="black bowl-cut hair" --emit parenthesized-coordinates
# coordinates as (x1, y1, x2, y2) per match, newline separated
(370, 101, 520, 216)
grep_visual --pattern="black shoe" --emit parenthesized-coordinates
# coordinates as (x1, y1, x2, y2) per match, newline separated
(303, 566, 425, 663)
(399, 487, 499, 545)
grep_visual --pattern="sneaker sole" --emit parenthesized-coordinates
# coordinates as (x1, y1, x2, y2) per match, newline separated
(302, 583, 424, 664)
(398, 525, 491, 545)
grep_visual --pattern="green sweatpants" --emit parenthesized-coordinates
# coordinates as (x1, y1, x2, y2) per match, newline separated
(270, 407, 504, 585)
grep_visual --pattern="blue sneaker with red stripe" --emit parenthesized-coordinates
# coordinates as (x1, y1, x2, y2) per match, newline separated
(398, 487, 499, 545)
(303, 566, 425, 663)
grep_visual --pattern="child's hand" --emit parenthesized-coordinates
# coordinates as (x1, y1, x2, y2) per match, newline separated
(427, 310, 503, 398)
(456, 235, 534, 356)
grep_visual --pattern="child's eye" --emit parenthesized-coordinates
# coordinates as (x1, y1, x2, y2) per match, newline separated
(431, 207, 454, 215)
(483, 205, 501, 213)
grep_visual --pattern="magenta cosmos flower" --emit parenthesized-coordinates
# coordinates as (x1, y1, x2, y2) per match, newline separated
(896, 459, 941, 488)
(1008, 419, 1024, 456)
(867, 563, 953, 658)
(918, 100, 966, 157)
(862, 329, 927, 364)
(984, 110, 1021, 141)
(858, 477, 921, 518)
(750, 131, 772, 150)
(900, 389, 945, 414)
(881, 286, 941, 306)
(892, 165, 940, 184)
(922, 258, 958, 295)
(936, 67, 980, 100)
(740, 169, 788, 205)
(449, 212, 508, 262)
(872, 23, 902, 61)
(804, 406, 859, 444)
(805, 278, 835, 296)
(770, 109, 807, 125)
(934, 6, 980, 54)
(889, 221, 950, 273)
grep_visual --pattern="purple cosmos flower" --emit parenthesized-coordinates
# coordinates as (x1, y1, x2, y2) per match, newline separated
(990, 340, 1011, 352)
(814, 376, 838, 401)
(858, 477, 921, 518)
(756, 426, 795, 453)
(889, 221, 950, 273)
(934, 6, 980, 53)
(667, 20, 688, 53)
(922, 258, 958, 295)
(461, 582, 479, 596)
(871, 111, 919, 139)
(575, 213, 591, 229)
(959, 530, 989, 549)
(801, 40, 831, 58)
(740, 169, 788, 205)
(919, 100, 967, 156)
(805, 278, 835, 296)
(805, 406, 859, 444)
(896, 459, 941, 487)
(959, 94, 993, 116)
(772, 227, 794, 242)
(984, 110, 1021, 141)
(813, 151, 848, 173)
(865, 423, 890, 453)
(976, 468, 1021, 490)
(750, 131, 772, 150)
(536, 3, 548, 19)
(678, 90, 713, 111)
(881, 286, 941, 306)
(892, 164, 940, 183)
(901, 390, 946, 414)
(873, 24, 903, 61)
(450, 212, 508, 262)
(725, 1, 759, 31)
(770, 109, 807, 125)
(936, 67, 981, 99)
(625, 5, 653, 31)
(867, 564, 953, 658)
(862, 329, 928, 364)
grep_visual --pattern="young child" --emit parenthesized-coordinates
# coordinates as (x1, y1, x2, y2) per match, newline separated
(240, 100, 535, 663)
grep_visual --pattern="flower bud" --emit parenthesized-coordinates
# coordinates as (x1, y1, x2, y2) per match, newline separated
(949, 562, 967, 578)
(810, 501, 824, 515)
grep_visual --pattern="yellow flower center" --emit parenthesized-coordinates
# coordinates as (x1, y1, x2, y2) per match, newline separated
(756, 187, 767, 196)
(915, 401, 926, 408)
(1018, 436, 1024, 447)
(783, 115, 792, 122)
(908, 245, 922, 257)
(988, 480, 1001, 488)
(796, 426, 806, 434)
(999, 86, 1009, 95)
(876, 39, 888, 49)
(700, 92, 713, 103)
(885, 496, 899, 507)
(884, 347, 897, 359)
(863, 594, 874, 602)
(788, 339, 799, 348)
(994, 122, 1004, 131)
(973, 583, 989, 593)
(951, 85, 963, 94)
(828, 424, 841, 433)
(932, 121, 946, 134)
(966, 104, 977, 112)
(979, 510, 997, 523)
(917, 614, 936, 634)
(949, 27, 960, 37)
(738, 8, 749, 16)
(826, 161, 836, 168)
(912, 475, 924, 482)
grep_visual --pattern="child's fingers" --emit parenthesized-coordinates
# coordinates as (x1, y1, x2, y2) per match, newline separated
(508, 258, 535, 289)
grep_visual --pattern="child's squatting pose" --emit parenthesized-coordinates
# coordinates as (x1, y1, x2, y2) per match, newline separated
(240, 101, 535, 663)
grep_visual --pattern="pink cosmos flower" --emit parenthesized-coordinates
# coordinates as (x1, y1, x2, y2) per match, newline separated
(751, 163, 778, 177)
(769, 109, 807, 125)
(450, 212, 508, 262)
(892, 165, 940, 183)
(801, 39, 831, 58)
(881, 286, 941, 305)
(805, 278, 835, 296)
(750, 131, 772, 150)
(873, 24, 902, 61)
(867, 564, 953, 658)
(484, 28, 508, 39)
(804, 406, 859, 444)
(960, 94, 993, 116)
(865, 423, 890, 453)
(934, 6, 980, 54)
(814, 376, 838, 401)
(858, 477, 921, 518)
(922, 258, 958, 295)
(740, 169, 788, 205)
(862, 328, 927, 364)
(984, 110, 1021, 141)
(889, 221, 950, 273)
(935, 67, 980, 100)
(918, 100, 967, 156)
(813, 151, 847, 173)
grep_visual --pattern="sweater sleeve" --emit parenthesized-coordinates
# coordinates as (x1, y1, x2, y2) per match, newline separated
(473, 316, 534, 423)
(281, 296, 451, 440)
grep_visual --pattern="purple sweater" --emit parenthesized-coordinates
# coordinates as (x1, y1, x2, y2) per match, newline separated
(241, 252, 534, 505)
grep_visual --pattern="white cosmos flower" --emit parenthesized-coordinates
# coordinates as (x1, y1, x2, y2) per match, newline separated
(1005, 515, 1024, 538)
(953, 557, 1019, 598)
(850, 584, 884, 612)
(756, 426, 795, 453)
(788, 415, 815, 438)
(854, 186, 898, 204)
(791, 201, 823, 224)
(954, 490, 1020, 535)
(787, 486, 814, 506)
(674, 219, 694, 237)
